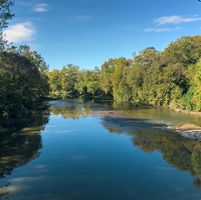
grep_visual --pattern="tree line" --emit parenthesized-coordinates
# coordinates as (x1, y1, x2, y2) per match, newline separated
(48, 35, 201, 112)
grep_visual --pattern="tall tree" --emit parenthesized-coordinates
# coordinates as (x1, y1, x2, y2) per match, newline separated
(0, 0, 15, 30)
(133, 47, 159, 67)
(99, 59, 115, 95)
(163, 36, 201, 67)
(48, 69, 62, 95)
(60, 64, 79, 96)
(0, 0, 15, 51)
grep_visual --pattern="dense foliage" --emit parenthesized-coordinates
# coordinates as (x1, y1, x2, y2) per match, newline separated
(48, 35, 201, 112)
(0, 0, 50, 126)
(0, 45, 50, 126)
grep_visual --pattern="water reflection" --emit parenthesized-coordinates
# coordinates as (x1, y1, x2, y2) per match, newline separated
(50, 100, 91, 119)
(49, 100, 201, 189)
(0, 110, 50, 199)
(132, 130, 201, 189)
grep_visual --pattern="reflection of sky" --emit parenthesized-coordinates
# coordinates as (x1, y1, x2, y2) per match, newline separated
(1, 114, 201, 200)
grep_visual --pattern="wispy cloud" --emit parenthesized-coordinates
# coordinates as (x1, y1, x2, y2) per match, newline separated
(34, 4, 49, 12)
(144, 27, 181, 32)
(75, 15, 91, 22)
(144, 15, 199, 33)
(3, 21, 36, 43)
(154, 15, 201, 26)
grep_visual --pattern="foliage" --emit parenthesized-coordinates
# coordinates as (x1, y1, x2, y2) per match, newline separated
(48, 69, 62, 94)
(0, 0, 15, 52)
(163, 36, 201, 67)
(45, 35, 201, 112)
(0, 46, 49, 126)
(0, 0, 15, 31)
(0, 72, 24, 124)
(60, 64, 79, 96)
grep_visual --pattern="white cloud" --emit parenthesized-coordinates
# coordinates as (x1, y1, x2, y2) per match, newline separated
(144, 27, 181, 32)
(34, 4, 48, 12)
(154, 15, 201, 26)
(3, 21, 35, 43)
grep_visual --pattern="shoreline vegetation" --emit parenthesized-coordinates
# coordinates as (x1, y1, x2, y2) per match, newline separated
(47, 36, 201, 113)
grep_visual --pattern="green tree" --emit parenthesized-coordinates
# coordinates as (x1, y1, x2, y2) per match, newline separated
(0, 72, 24, 124)
(0, 45, 49, 115)
(126, 64, 144, 102)
(0, 0, 15, 30)
(48, 69, 62, 95)
(75, 67, 103, 97)
(17, 45, 50, 97)
(0, 0, 15, 51)
(163, 36, 201, 67)
(133, 47, 159, 67)
(60, 64, 79, 96)
(99, 58, 115, 95)
(111, 58, 131, 101)
(188, 59, 201, 111)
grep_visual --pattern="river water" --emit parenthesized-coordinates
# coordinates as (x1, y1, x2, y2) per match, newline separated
(1, 100, 201, 200)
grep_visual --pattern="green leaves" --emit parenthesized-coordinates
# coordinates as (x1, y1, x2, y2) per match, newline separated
(0, 46, 49, 126)
(0, 0, 15, 31)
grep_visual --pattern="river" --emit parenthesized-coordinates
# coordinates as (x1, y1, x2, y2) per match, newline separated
(1, 100, 201, 200)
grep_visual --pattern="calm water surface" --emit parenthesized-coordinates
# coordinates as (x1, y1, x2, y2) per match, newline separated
(1, 100, 201, 200)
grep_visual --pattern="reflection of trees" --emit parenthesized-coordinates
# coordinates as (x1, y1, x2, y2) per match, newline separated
(49, 100, 116, 120)
(0, 110, 50, 199)
(100, 116, 201, 189)
(48, 100, 201, 190)
(132, 130, 201, 189)
(50, 101, 93, 119)
(0, 183, 10, 200)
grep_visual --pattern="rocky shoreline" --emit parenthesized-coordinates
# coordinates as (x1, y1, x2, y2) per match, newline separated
(175, 124, 201, 141)
(92, 110, 201, 141)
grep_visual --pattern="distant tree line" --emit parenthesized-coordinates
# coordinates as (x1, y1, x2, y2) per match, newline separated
(48, 35, 201, 112)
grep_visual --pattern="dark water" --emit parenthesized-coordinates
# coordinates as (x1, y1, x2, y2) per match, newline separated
(1, 100, 201, 200)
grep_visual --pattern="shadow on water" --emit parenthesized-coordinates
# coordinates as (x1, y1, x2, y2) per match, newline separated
(49, 100, 201, 190)
(0, 109, 50, 199)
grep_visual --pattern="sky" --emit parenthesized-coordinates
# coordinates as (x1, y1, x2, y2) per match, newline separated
(3, 0, 201, 71)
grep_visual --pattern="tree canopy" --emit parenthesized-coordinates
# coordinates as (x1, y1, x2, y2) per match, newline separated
(47, 35, 201, 112)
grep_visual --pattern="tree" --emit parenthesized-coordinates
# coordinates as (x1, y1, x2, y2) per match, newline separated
(0, 0, 15, 30)
(126, 64, 144, 102)
(0, 72, 24, 124)
(60, 64, 79, 96)
(99, 59, 115, 95)
(187, 59, 201, 111)
(0, 46, 49, 112)
(48, 69, 62, 94)
(133, 47, 159, 67)
(0, 0, 15, 51)
(163, 36, 201, 67)
(17, 45, 50, 97)
(76, 68, 102, 97)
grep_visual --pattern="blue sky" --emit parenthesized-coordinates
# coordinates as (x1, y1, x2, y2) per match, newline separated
(3, 0, 201, 71)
